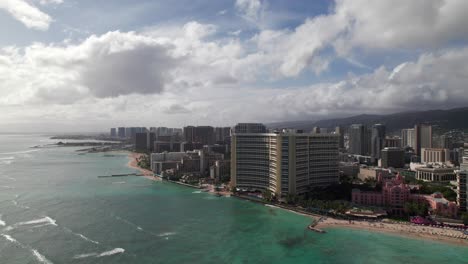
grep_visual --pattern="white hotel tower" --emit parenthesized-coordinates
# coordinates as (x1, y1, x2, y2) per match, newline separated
(231, 125, 339, 197)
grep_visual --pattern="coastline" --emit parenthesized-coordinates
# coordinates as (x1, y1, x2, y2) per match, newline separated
(124, 152, 467, 247)
(126, 152, 160, 181)
(316, 218, 468, 247)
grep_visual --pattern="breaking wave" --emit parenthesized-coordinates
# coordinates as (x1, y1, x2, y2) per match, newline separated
(64, 227, 99, 244)
(32, 249, 53, 264)
(97, 248, 125, 257)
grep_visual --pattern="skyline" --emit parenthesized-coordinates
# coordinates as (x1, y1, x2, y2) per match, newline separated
(1, 0, 468, 132)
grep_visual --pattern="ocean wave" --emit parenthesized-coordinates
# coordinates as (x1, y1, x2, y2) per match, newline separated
(64, 227, 99, 244)
(97, 248, 125, 257)
(32, 249, 53, 264)
(157, 232, 177, 237)
(1, 234, 53, 264)
(192, 191, 202, 193)
(115, 216, 144, 232)
(112, 181, 126, 184)
(0, 185, 14, 189)
(73, 252, 98, 259)
(17, 216, 57, 227)
(11, 199, 30, 209)
(0, 156, 15, 160)
(0, 215, 6, 226)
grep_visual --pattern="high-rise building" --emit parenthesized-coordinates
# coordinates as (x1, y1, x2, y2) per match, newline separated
(183, 126, 215, 145)
(335, 126, 345, 149)
(312, 127, 321, 134)
(233, 123, 267, 134)
(135, 132, 155, 152)
(349, 124, 370, 156)
(117, 127, 126, 138)
(215, 127, 231, 143)
(415, 124, 432, 156)
(231, 128, 339, 197)
(456, 147, 468, 212)
(401, 128, 415, 149)
(371, 124, 386, 162)
(381, 147, 405, 168)
(110, 128, 117, 138)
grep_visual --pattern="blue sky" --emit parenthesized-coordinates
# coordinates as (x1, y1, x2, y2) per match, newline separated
(1, 0, 468, 132)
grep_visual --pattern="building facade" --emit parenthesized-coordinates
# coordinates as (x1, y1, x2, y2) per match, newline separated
(415, 166, 456, 182)
(381, 147, 405, 168)
(231, 130, 339, 197)
(371, 124, 386, 162)
(421, 148, 450, 164)
(456, 148, 468, 212)
(349, 124, 371, 156)
(233, 123, 267, 134)
(415, 124, 432, 156)
(401, 128, 415, 149)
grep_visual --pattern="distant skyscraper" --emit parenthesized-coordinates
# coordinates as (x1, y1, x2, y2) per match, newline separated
(117, 127, 126, 138)
(312, 127, 321, 134)
(215, 127, 231, 143)
(335, 126, 345, 149)
(349, 124, 370, 156)
(135, 132, 155, 152)
(183, 126, 215, 145)
(371, 124, 386, 162)
(110, 128, 117, 138)
(415, 124, 432, 156)
(457, 148, 468, 212)
(401, 128, 415, 149)
(233, 123, 267, 134)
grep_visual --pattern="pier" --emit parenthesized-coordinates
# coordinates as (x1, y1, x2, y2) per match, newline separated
(98, 173, 145, 178)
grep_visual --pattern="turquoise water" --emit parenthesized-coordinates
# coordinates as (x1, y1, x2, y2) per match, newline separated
(0, 134, 467, 264)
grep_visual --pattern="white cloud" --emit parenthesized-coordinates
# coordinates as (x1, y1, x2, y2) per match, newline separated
(235, 0, 263, 24)
(0, 0, 54, 30)
(38, 0, 63, 5)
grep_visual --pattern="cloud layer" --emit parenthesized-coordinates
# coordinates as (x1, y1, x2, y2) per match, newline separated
(1, 0, 468, 131)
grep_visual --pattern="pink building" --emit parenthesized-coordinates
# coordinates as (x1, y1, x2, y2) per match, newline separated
(413, 192, 458, 218)
(352, 173, 458, 217)
(352, 173, 410, 214)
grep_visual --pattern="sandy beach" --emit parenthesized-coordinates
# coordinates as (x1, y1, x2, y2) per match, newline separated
(316, 217, 468, 246)
(127, 152, 159, 181)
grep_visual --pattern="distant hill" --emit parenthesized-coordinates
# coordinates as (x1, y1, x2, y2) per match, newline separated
(266, 107, 468, 132)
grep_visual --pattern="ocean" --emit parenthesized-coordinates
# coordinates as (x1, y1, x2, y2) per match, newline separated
(0, 134, 467, 264)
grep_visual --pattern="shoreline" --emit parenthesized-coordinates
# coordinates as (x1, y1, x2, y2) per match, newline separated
(124, 152, 467, 247)
(316, 218, 468, 247)
(126, 152, 160, 181)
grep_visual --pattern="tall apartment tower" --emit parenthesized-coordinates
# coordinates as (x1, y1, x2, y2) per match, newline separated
(457, 148, 468, 212)
(349, 124, 370, 156)
(371, 124, 386, 162)
(401, 128, 415, 149)
(117, 127, 126, 138)
(415, 124, 432, 156)
(231, 127, 339, 197)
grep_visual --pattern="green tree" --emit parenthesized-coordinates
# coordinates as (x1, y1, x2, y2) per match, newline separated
(262, 189, 272, 202)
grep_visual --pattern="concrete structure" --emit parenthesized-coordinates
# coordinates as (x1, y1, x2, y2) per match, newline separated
(421, 148, 450, 164)
(233, 123, 267, 134)
(312, 127, 321, 134)
(415, 166, 456, 182)
(231, 129, 339, 197)
(339, 162, 359, 178)
(415, 124, 432, 156)
(134, 132, 155, 152)
(381, 147, 405, 168)
(349, 124, 371, 156)
(371, 124, 386, 163)
(417, 192, 458, 218)
(456, 147, 468, 212)
(401, 128, 415, 149)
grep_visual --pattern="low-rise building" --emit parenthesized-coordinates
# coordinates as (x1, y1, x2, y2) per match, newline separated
(415, 165, 456, 182)
(358, 167, 392, 181)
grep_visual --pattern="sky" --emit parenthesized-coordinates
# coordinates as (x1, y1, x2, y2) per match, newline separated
(1, 0, 468, 132)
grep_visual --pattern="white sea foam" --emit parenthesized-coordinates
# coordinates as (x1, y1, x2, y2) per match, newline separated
(192, 191, 202, 193)
(11, 200, 30, 209)
(0, 215, 5, 226)
(115, 215, 144, 231)
(73, 252, 98, 259)
(97, 248, 125, 257)
(1, 234, 17, 243)
(112, 181, 126, 184)
(17, 216, 57, 227)
(0, 186, 14, 189)
(0, 156, 15, 160)
(158, 232, 176, 237)
(32, 249, 53, 264)
(64, 227, 100, 244)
